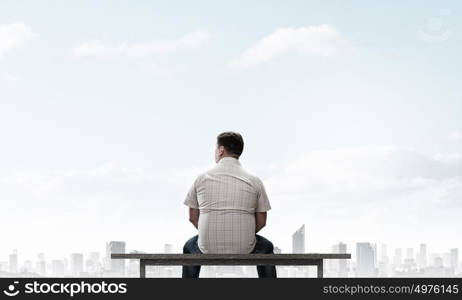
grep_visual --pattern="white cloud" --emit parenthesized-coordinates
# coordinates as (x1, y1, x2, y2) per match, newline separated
(0, 161, 212, 258)
(0, 73, 18, 83)
(71, 30, 211, 59)
(266, 146, 461, 201)
(229, 25, 353, 69)
(263, 146, 462, 252)
(446, 131, 462, 141)
(0, 22, 38, 57)
(140, 63, 188, 78)
(1, 146, 461, 258)
(434, 152, 462, 162)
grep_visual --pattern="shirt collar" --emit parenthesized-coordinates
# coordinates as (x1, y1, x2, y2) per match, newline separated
(218, 156, 241, 166)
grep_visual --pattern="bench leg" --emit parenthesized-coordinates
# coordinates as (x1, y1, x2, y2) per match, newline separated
(316, 260, 323, 278)
(140, 260, 146, 278)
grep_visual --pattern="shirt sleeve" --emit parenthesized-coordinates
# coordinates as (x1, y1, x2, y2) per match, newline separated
(183, 176, 200, 209)
(255, 177, 271, 212)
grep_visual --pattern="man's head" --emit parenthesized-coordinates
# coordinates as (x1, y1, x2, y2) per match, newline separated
(215, 131, 244, 163)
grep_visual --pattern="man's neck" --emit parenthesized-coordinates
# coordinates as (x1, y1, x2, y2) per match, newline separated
(220, 156, 238, 161)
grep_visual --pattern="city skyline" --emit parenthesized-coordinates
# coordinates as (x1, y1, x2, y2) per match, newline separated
(1, 235, 460, 278)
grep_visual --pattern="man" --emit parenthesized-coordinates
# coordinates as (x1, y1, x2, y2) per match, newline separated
(182, 131, 277, 278)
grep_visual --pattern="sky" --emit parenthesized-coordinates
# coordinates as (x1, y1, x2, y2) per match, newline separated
(0, 0, 461, 262)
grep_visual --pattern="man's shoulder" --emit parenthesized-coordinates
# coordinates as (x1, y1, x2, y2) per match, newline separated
(248, 174, 264, 187)
(193, 167, 218, 184)
(197, 164, 263, 184)
(193, 172, 207, 184)
(236, 167, 265, 189)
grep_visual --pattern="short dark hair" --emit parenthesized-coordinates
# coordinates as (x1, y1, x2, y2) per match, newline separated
(216, 131, 244, 157)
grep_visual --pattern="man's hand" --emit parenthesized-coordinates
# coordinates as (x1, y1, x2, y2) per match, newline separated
(189, 208, 200, 229)
(255, 212, 267, 233)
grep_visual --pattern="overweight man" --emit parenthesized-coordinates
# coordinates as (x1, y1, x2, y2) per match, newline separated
(182, 131, 277, 278)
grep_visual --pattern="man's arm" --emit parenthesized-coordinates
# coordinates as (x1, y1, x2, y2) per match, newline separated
(255, 176, 270, 233)
(189, 208, 200, 229)
(255, 212, 267, 233)
(184, 176, 201, 229)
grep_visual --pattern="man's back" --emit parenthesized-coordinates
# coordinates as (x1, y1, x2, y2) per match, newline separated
(184, 157, 271, 254)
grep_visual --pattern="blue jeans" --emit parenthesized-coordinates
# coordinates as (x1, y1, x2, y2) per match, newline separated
(182, 235, 277, 278)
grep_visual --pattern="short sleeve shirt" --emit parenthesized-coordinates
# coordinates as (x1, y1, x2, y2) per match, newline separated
(183, 157, 271, 254)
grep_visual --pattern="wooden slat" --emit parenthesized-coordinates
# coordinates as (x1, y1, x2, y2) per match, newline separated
(112, 253, 351, 259)
(138, 258, 322, 266)
(111, 253, 351, 266)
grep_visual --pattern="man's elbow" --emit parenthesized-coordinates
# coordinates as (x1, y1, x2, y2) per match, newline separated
(259, 222, 266, 230)
(258, 219, 266, 228)
(256, 218, 266, 232)
(188, 208, 199, 227)
(255, 212, 267, 229)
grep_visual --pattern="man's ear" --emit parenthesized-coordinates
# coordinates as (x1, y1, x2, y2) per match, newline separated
(218, 145, 225, 155)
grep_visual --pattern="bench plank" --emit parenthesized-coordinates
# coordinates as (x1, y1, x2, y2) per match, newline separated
(111, 253, 351, 262)
(111, 253, 351, 278)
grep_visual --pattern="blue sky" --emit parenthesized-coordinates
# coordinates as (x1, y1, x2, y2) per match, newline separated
(0, 1, 461, 261)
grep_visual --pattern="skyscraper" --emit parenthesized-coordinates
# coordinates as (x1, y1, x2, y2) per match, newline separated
(356, 243, 376, 277)
(393, 248, 402, 266)
(52, 259, 65, 277)
(380, 244, 388, 263)
(9, 249, 18, 274)
(406, 248, 414, 260)
(332, 242, 348, 277)
(418, 244, 427, 268)
(292, 224, 305, 253)
(106, 241, 126, 275)
(450, 248, 459, 272)
(85, 252, 101, 273)
(164, 244, 173, 254)
(37, 253, 46, 275)
(70, 253, 84, 276)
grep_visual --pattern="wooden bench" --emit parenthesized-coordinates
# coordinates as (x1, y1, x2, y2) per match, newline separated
(111, 253, 351, 278)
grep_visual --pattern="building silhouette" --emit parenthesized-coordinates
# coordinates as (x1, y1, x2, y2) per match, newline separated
(292, 225, 305, 253)
(164, 244, 173, 254)
(8, 250, 18, 274)
(106, 241, 126, 276)
(393, 248, 402, 266)
(356, 242, 376, 277)
(450, 248, 459, 273)
(70, 253, 83, 276)
(418, 244, 427, 268)
(332, 242, 348, 277)
(37, 253, 46, 275)
(52, 259, 65, 277)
